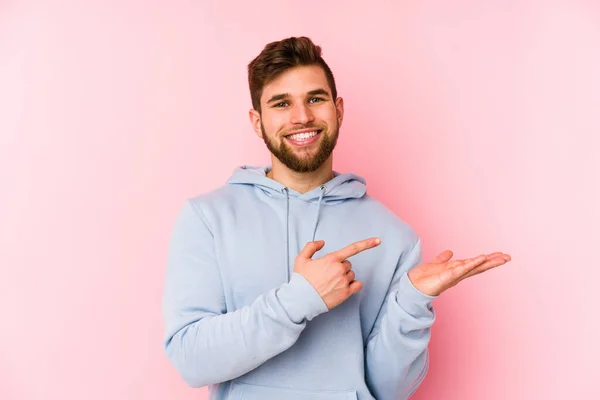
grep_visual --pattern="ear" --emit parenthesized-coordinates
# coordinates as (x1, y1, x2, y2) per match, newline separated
(249, 109, 263, 138)
(335, 97, 344, 128)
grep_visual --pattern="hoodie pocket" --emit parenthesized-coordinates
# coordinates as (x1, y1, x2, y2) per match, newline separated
(229, 381, 358, 400)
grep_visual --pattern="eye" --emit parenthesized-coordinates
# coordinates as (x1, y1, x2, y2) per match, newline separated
(274, 101, 288, 108)
(309, 97, 324, 104)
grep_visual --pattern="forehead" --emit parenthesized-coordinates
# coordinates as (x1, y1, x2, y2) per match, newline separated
(261, 65, 330, 102)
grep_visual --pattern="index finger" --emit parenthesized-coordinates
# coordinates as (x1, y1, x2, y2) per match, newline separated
(331, 238, 381, 261)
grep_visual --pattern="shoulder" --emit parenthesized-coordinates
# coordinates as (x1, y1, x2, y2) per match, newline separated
(358, 194, 420, 248)
(188, 184, 237, 208)
(171, 184, 241, 227)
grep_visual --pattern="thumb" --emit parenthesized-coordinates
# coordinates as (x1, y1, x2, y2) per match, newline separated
(431, 250, 453, 264)
(298, 240, 326, 260)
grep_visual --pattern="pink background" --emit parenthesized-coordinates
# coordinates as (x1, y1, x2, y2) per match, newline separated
(2, 1, 599, 399)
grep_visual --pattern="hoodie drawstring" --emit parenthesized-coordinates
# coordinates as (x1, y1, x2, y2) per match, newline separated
(283, 185, 327, 282)
(283, 187, 290, 282)
(312, 185, 326, 242)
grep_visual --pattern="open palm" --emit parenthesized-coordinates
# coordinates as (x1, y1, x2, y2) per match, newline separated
(408, 250, 512, 297)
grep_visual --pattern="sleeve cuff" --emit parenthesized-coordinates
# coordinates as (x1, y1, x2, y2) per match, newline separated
(276, 272, 329, 323)
(396, 272, 437, 317)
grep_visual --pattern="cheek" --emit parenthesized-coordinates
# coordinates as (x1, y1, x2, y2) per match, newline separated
(264, 114, 288, 134)
(316, 106, 337, 121)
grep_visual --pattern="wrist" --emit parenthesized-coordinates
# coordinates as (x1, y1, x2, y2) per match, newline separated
(407, 270, 440, 297)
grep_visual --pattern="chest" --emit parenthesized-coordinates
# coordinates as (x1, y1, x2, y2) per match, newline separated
(211, 200, 388, 311)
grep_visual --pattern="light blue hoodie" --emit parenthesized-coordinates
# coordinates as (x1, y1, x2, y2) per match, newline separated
(162, 165, 437, 400)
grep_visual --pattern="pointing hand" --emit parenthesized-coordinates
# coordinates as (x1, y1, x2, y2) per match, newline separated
(295, 238, 381, 310)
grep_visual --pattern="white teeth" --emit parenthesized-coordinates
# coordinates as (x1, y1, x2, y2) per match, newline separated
(287, 130, 319, 141)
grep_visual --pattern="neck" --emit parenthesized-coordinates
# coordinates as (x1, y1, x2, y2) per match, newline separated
(266, 156, 334, 194)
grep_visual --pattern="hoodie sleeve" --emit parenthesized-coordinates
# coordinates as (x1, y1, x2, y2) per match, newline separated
(162, 200, 329, 388)
(364, 238, 437, 400)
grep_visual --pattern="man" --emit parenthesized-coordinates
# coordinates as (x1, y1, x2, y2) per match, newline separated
(162, 36, 511, 400)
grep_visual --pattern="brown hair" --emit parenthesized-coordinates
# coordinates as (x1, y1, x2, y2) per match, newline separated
(247, 36, 337, 113)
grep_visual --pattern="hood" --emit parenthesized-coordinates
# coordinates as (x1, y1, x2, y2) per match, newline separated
(226, 165, 367, 204)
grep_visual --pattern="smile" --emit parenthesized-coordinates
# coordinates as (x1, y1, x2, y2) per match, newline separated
(285, 130, 322, 145)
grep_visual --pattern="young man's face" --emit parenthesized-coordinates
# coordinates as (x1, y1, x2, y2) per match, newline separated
(250, 65, 344, 173)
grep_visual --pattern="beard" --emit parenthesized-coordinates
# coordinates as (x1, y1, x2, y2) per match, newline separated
(261, 122, 339, 173)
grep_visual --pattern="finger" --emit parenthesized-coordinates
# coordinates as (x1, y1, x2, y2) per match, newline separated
(332, 238, 381, 261)
(486, 252, 512, 262)
(448, 253, 509, 271)
(341, 260, 352, 272)
(348, 279, 363, 295)
(431, 250, 453, 264)
(463, 255, 511, 279)
(446, 254, 487, 269)
(449, 255, 488, 277)
(298, 240, 326, 260)
(346, 270, 356, 282)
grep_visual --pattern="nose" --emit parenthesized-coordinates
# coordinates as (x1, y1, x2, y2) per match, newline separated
(290, 103, 314, 125)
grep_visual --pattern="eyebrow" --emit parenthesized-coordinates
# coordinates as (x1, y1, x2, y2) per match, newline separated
(266, 88, 331, 104)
